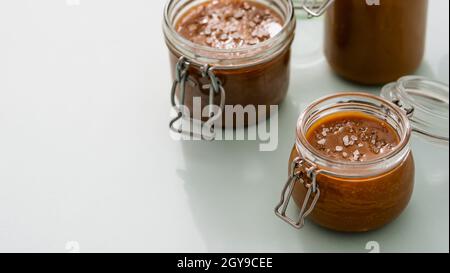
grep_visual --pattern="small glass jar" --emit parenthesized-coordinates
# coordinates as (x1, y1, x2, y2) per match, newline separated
(275, 76, 449, 232)
(302, 0, 429, 85)
(163, 0, 296, 139)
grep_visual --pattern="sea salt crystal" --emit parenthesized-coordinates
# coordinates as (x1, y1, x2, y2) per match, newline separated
(248, 38, 259, 45)
(228, 25, 238, 33)
(200, 17, 209, 25)
(251, 28, 268, 39)
(343, 135, 351, 146)
(379, 144, 392, 154)
(204, 28, 212, 36)
(370, 133, 377, 145)
(234, 10, 245, 19)
(376, 141, 385, 149)
(219, 33, 229, 41)
(188, 24, 198, 32)
(253, 15, 262, 24)
(335, 146, 344, 152)
(317, 139, 326, 145)
(230, 32, 241, 40)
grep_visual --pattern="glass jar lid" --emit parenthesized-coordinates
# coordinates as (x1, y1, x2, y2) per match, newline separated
(381, 76, 449, 143)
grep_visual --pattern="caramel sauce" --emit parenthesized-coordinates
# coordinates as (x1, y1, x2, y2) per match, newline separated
(176, 0, 284, 49)
(306, 112, 400, 162)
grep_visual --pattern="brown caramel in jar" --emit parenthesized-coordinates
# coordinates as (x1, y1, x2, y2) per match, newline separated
(176, 0, 284, 49)
(324, 0, 428, 85)
(307, 112, 400, 162)
(168, 0, 293, 127)
(291, 112, 415, 232)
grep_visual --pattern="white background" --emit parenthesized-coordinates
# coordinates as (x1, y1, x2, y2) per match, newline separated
(0, 0, 448, 253)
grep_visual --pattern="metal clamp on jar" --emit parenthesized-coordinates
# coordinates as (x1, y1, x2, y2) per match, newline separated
(169, 56, 225, 141)
(293, 0, 334, 17)
(275, 76, 449, 232)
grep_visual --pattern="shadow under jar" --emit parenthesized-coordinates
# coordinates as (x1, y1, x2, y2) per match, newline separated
(163, 0, 296, 139)
(275, 76, 449, 232)
(306, 0, 428, 85)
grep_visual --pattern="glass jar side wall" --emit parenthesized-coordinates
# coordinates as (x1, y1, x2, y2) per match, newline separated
(289, 146, 415, 232)
(167, 47, 292, 127)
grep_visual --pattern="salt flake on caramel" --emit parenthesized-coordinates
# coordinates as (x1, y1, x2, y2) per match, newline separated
(175, 0, 284, 49)
(306, 112, 400, 162)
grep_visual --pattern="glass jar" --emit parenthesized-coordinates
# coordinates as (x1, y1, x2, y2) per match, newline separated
(163, 0, 296, 139)
(275, 76, 449, 232)
(303, 0, 429, 85)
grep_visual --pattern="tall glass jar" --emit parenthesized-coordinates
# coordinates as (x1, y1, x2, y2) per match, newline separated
(275, 77, 449, 232)
(327, 0, 428, 85)
(163, 0, 296, 139)
(302, 0, 429, 85)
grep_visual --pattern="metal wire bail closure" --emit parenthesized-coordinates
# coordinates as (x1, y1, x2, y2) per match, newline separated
(275, 157, 321, 229)
(169, 56, 226, 140)
(294, 0, 334, 18)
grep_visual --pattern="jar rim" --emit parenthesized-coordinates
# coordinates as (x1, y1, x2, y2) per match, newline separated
(296, 92, 412, 176)
(163, 0, 296, 66)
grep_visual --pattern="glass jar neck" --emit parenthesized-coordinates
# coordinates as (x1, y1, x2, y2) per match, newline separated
(163, 0, 296, 68)
(295, 92, 412, 178)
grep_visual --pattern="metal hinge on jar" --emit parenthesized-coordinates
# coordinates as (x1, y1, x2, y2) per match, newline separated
(391, 98, 415, 118)
(169, 57, 226, 141)
(294, 0, 334, 18)
(275, 157, 321, 229)
(381, 76, 450, 143)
